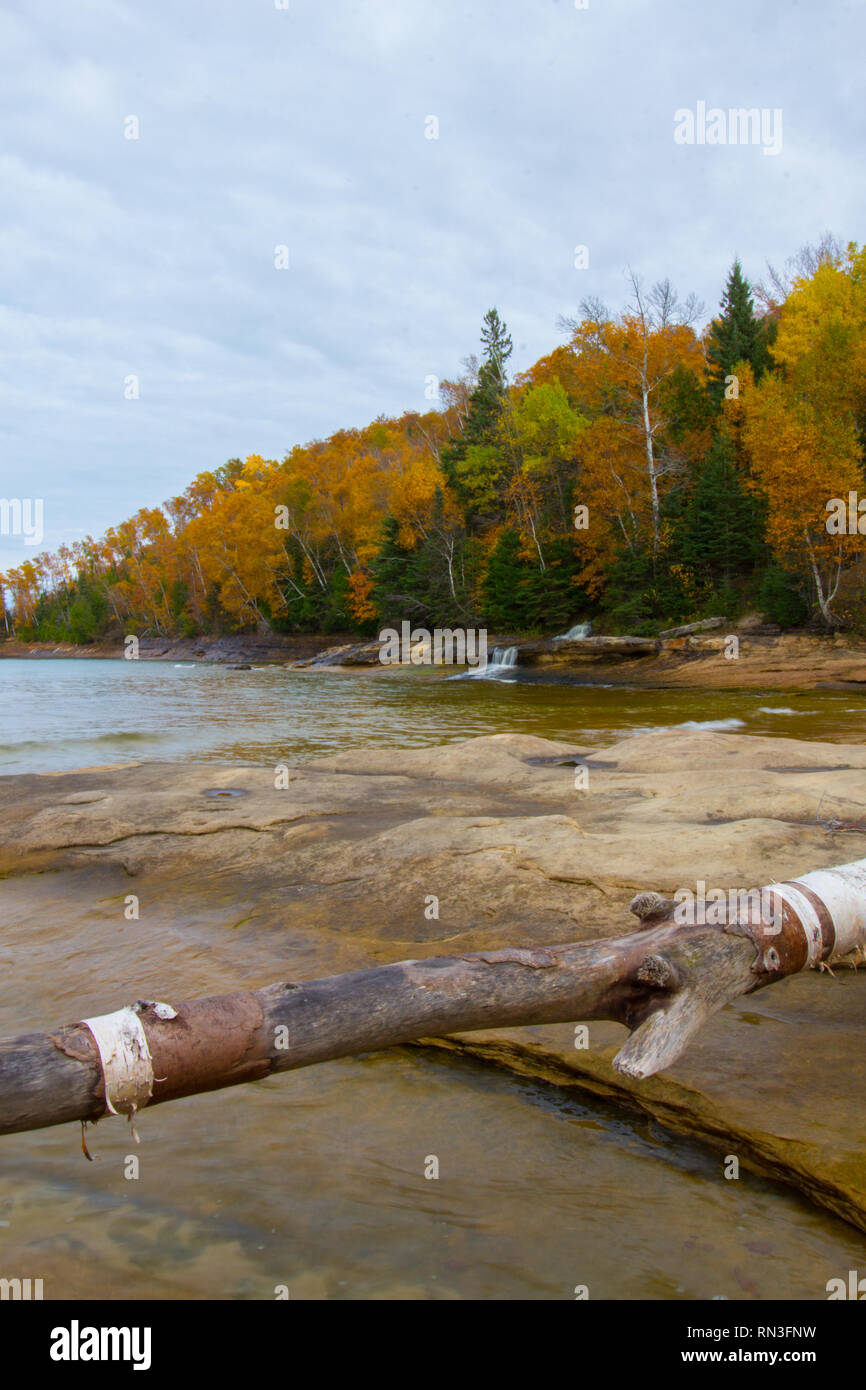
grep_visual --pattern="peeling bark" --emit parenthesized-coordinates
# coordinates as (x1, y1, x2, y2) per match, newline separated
(2, 855, 866, 1140)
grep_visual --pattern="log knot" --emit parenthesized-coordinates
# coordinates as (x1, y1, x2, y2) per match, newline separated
(635, 954, 682, 989)
(629, 891, 676, 927)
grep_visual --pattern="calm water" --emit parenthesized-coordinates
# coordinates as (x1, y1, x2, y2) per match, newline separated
(1, 657, 865, 1299)
(1, 657, 865, 773)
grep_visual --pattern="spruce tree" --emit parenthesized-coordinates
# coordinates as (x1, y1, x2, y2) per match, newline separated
(370, 517, 425, 625)
(678, 434, 765, 593)
(482, 529, 527, 629)
(442, 308, 513, 508)
(706, 260, 772, 407)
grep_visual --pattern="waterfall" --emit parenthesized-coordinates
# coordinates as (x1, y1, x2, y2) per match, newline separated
(451, 643, 519, 679)
(552, 621, 592, 641)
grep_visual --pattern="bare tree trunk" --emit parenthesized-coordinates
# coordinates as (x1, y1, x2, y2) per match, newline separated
(806, 529, 843, 629)
(3, 856, 866, 1141)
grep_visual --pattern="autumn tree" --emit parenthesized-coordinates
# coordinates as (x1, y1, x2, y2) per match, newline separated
(560, 274, 706, 595)
(740, 244, 866, 627)
(13, 239, 866, 645)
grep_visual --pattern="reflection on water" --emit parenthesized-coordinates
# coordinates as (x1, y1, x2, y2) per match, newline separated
(0, 658, 864, 775)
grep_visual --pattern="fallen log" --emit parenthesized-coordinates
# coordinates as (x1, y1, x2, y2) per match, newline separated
(3, 855, 866, 1141)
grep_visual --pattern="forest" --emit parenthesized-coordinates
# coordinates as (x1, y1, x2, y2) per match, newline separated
(4, 236, 866, 644)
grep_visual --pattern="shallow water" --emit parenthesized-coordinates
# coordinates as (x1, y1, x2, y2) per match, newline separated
(0, 657, 864, 775)
(1, 867, 863, 1302)
(1, 658, 865, 1299)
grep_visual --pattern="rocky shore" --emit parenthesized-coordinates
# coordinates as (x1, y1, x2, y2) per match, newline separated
(4, 624, 866, 691)
(3, 726, 866, 1231)
(0, 632, 344, 665)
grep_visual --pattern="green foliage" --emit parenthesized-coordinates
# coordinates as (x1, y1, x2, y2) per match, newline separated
(269, 542, 360, 634)
(706, 259, 772, 406)
(23, 576, 110, 644)
(482, 530, 588, 633)
(479, 308, 513, 386)
(13, 257, 841, 648)
(370, 514, 473, 629)
(442, 308, 513, 518)
(482, 531, 529, 629)
(451, 443, 508, 517)
(370, 517, 424, 624)
(659, 364, 716, 444)
(509, 380, 586, 472)
(598, 550, 663, 635)
(676, 434, 766, 590)
(759, 562, 809, 628)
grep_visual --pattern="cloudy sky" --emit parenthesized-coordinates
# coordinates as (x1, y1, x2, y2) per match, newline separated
(1, 0, 863, 570)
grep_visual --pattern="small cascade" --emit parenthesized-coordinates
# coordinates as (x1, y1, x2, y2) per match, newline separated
(552, 621, 592, 641)
(452, 643, 520, 679)
(488, 645, 518, 668)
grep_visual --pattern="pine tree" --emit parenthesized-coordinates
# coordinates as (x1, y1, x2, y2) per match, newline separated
(482, 530, 527, 629)
(706, 260, 772, 407)
(678, 434, 765, 592)
(442, 309, 513, 510)
(370, 517, 425, 625)
(478, 308, 512, 395)
(759, 562, 808, 629)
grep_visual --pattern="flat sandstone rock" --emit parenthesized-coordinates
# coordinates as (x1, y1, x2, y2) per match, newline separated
(2, 727, 866, 1229)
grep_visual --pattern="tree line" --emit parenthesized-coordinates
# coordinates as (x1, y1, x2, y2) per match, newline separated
(4, 235, 866, 645)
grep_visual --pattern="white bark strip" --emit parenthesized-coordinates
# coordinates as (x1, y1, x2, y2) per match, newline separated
(794, 862, 866, 958)
(79, 1008, 154, 1117)
(2, 855, 866, 1139)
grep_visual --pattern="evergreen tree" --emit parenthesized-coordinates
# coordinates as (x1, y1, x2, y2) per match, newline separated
(706, 260, 772, 407)
(482, 530, 588, 633)
(370, 516, 427, 625)
(759, 562, 808, 629)
(482, 530, 528, 629)
(478, 307, 513, 397)
(677, 434, 765, 592)
(442, 308, 513, 511)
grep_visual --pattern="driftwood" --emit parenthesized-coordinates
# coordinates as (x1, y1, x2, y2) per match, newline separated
(2, 856, 866, 1141)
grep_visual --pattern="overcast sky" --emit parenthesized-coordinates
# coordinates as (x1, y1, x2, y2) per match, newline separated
(1, 0, 864, 570)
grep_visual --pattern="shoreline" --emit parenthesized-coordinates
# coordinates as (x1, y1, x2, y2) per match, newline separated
(0, 632, 343, 666)
(3, 628, 866, 692)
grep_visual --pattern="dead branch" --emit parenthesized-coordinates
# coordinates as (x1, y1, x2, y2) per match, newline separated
(2, 856, 866, 1140)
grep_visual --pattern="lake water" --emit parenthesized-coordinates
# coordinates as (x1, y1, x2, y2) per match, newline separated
(1, 657, 864, 1300)
(1, 657, 865, 775)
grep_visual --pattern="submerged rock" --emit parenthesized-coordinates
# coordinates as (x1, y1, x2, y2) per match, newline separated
(2, 727, 866, 1229)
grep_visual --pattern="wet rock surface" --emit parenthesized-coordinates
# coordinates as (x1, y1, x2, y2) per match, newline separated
(3, 727, 866, 1229)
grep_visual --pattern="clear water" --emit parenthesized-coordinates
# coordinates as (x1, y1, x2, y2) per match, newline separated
(0, 657, 864, 775)
(1, 657, 864, 1299)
